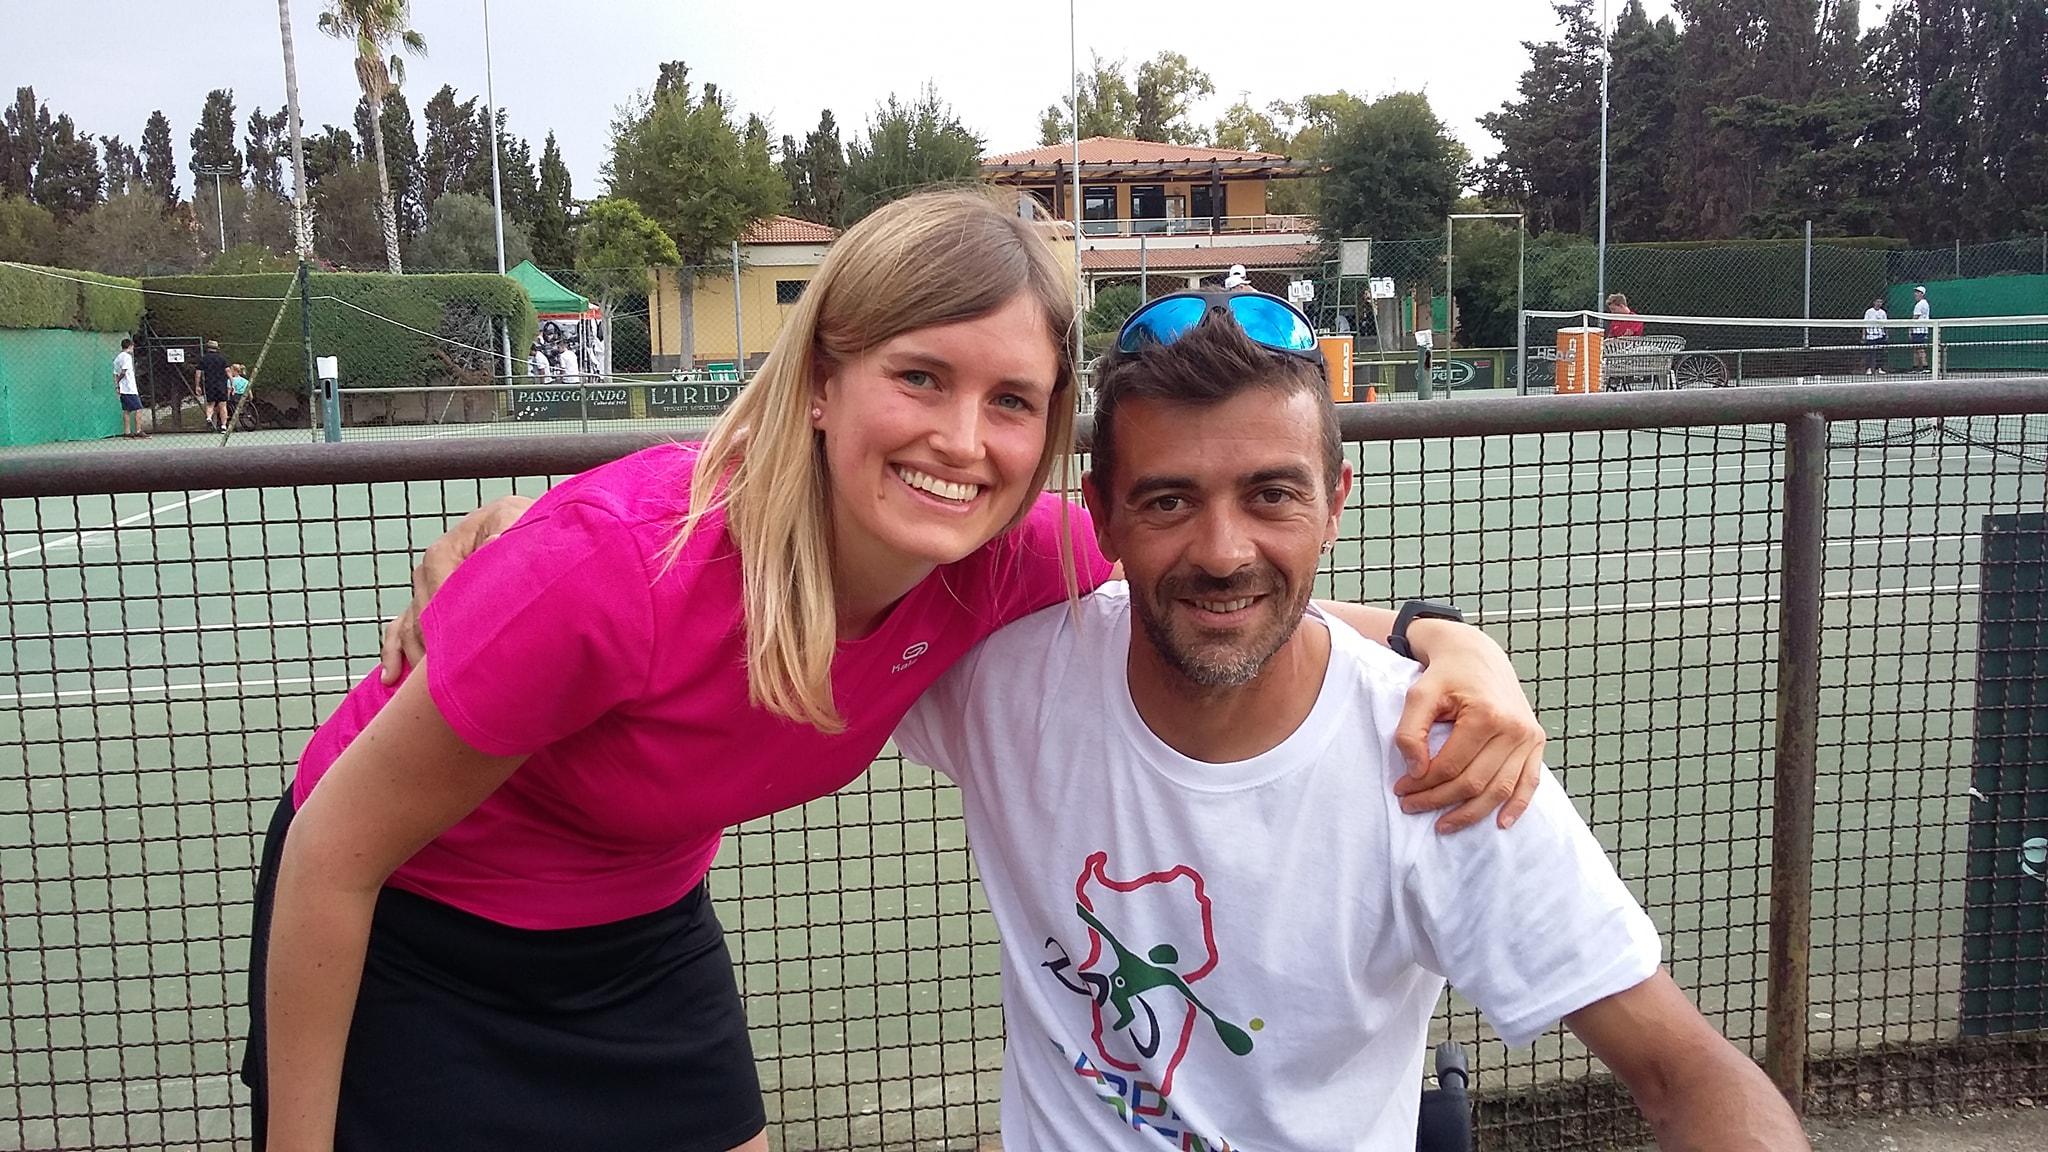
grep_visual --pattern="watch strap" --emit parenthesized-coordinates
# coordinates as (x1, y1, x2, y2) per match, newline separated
(1388, 600, 1466, 660)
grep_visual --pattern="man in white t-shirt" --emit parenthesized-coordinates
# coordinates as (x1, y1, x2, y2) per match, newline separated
(112, 337, 146, 438)
(893, 306, 1806, 1150)
(1862, 298, 1889, 374)
(1910, 285, 1932, 370)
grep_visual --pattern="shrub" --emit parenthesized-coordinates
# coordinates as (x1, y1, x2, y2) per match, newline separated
(141, 271, 539, 392)
(0, 262, 145, 332)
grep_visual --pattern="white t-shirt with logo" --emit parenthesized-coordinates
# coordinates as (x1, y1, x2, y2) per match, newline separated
(113, 350, 137, 395)
(1912, 297, 1932, 334)
(1863, 307, 1887, 341)
(894, 584, 1661, 1152)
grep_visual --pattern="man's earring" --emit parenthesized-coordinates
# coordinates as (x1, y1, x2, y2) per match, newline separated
(1320, 539, 1335, 555)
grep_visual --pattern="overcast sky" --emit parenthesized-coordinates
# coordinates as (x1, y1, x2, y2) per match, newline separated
(26, 0, 1723, 201)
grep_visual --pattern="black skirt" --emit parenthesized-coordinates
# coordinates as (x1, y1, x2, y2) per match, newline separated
(243, 793, 766, 1151)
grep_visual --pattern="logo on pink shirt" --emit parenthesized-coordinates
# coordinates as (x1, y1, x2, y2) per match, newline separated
(892, 641, 930, 673)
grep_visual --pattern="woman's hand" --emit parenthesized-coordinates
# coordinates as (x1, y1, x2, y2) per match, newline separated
(1390, 616, 1545, 832)
(379, 496, 537, 684)
(1312, 603, 1546, 833)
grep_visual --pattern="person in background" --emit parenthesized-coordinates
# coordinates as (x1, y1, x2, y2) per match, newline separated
(528, 341, 551, 381)
(194, 339, 232, 432)
(1606, 293, 1644, 339)
(1862, 297, 1889, 374)
(227, 363, 252, 428)
(1910, 285, 1932, 371)
(1222, 263, 1250, 290)
(114, 337, 146, 439)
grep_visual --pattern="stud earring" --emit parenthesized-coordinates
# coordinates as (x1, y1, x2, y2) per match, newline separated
(810, 406, 822, 420)
(1320, 539, 1335, 555)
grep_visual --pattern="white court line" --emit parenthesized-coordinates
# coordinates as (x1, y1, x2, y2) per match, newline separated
(8, 615, 382, 644)
(3, 490, 225, 562)
(3, 536, 1990, 643)
(1, 673, 361, 705)
(1469, 583, 1979, 624)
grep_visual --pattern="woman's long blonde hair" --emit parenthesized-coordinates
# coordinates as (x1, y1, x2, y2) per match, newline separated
(677, 187, 1079, 734)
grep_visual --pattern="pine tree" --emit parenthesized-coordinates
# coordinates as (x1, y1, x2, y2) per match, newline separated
(1, 88, 50, 198)
(245, 106, 291, 197)
(99, 135, 142, 198)
(34, 113, 103, 220)
(531, 131, 574, 266)
(419, 84, 482, 211)
(1478, 1, 1604, 235)
(1604, 0, 1680, 241)
(356, 91, 421, 238)
(189, 89, 245, 183)
(140, 109, 177, 209)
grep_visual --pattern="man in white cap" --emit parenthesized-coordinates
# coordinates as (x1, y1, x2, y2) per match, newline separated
(1911, 285, 1932, 371)
(1222, 263, 1250, 290)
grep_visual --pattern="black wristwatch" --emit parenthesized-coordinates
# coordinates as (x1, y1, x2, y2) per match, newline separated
(1387, 601, 1465, 660)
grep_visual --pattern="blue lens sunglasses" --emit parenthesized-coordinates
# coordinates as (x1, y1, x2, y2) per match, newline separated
(1115, 290, 1324, 368)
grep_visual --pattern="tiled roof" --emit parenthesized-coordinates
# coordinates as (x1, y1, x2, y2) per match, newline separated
(1079, 243, 1317, 273)
(742, 215, 838, 244)
(985, 137, 1289, 166)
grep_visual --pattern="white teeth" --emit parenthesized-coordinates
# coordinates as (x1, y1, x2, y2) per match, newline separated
(1192, 598, 1256, 614)
(896, 466, 980, 503)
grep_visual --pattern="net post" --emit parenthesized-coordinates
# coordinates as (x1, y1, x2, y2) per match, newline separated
(1765, 410, 1827, 1113)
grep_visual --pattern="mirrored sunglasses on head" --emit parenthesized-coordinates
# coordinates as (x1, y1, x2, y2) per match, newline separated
(1115, 290, 1323, 364)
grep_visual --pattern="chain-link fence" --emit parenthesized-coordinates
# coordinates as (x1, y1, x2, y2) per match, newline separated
(4, 379, 2046, 1150)
(0, 260, 784, 451)
(7, 234, 2047, 450)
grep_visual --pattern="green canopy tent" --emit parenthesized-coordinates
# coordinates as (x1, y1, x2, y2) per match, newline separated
(507, 261, 607, 378)
(507, 260, 593, 318)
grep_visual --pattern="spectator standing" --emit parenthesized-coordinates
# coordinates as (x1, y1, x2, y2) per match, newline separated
(1222, 263, 1250, 289)
(1911, 285, 1932, 370)
(1605, 293, 1644, 338)
(527, 341, 550, 381)
(113, 337, 146, 438)
(193, 339, 232, 431)
(1862, 297, 1889, 374)
(228, 363, 251, 428)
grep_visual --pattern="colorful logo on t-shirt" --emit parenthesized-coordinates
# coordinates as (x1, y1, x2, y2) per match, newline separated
(1040, 851, 1261, 1098)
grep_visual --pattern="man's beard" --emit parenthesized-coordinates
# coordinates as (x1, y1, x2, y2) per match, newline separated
(1130, 564, 1312, 688)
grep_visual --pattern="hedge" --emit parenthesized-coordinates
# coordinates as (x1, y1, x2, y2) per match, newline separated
(141, 271, 539, 393)
(0, 262, 145, 332)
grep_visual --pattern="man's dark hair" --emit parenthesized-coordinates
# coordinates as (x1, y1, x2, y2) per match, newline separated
(120, 338, 133, 349)
(1089, 310, 1340, 501)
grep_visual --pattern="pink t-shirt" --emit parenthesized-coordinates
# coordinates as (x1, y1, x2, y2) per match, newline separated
(295, 442, 1110, 929)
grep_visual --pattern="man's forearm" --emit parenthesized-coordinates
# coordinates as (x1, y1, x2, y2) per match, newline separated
(1634, 1043, 1806, 1150)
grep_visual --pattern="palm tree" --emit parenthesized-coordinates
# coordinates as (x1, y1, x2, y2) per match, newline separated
(318, 0, 424, 274)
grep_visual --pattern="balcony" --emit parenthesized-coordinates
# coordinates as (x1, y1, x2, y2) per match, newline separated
(1078, 214, 1316, 238)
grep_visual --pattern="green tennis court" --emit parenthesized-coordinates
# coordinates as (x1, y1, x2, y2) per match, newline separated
(3, 417, 2043, 1149)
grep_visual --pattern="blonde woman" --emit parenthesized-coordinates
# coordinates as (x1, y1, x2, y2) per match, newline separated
(247, 189, 1544, 1152)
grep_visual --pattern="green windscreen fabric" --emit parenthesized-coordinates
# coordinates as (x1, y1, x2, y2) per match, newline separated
(1889, 274, 2048, 370)
(506, 261, 588, 315)
(0, 328, 123, 447)
(1963, 512, 2048, 1036)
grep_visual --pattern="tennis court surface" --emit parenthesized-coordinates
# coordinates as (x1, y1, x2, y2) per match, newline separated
(4, 380, 2047, 1149)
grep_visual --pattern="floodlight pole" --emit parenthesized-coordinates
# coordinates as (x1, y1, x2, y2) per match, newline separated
(1069, 0, 1083, 364)
(196, 164, 235, 254)
(1597, 0, 1611, 310)
(483, 0, 512, 384)
(1448, 212, 1526, 395)
(276, 0, 318, 438)
(483, 0, 506, 276)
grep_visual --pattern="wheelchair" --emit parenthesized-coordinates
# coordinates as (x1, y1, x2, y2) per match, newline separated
(1417, 1041, 1473, 1152)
